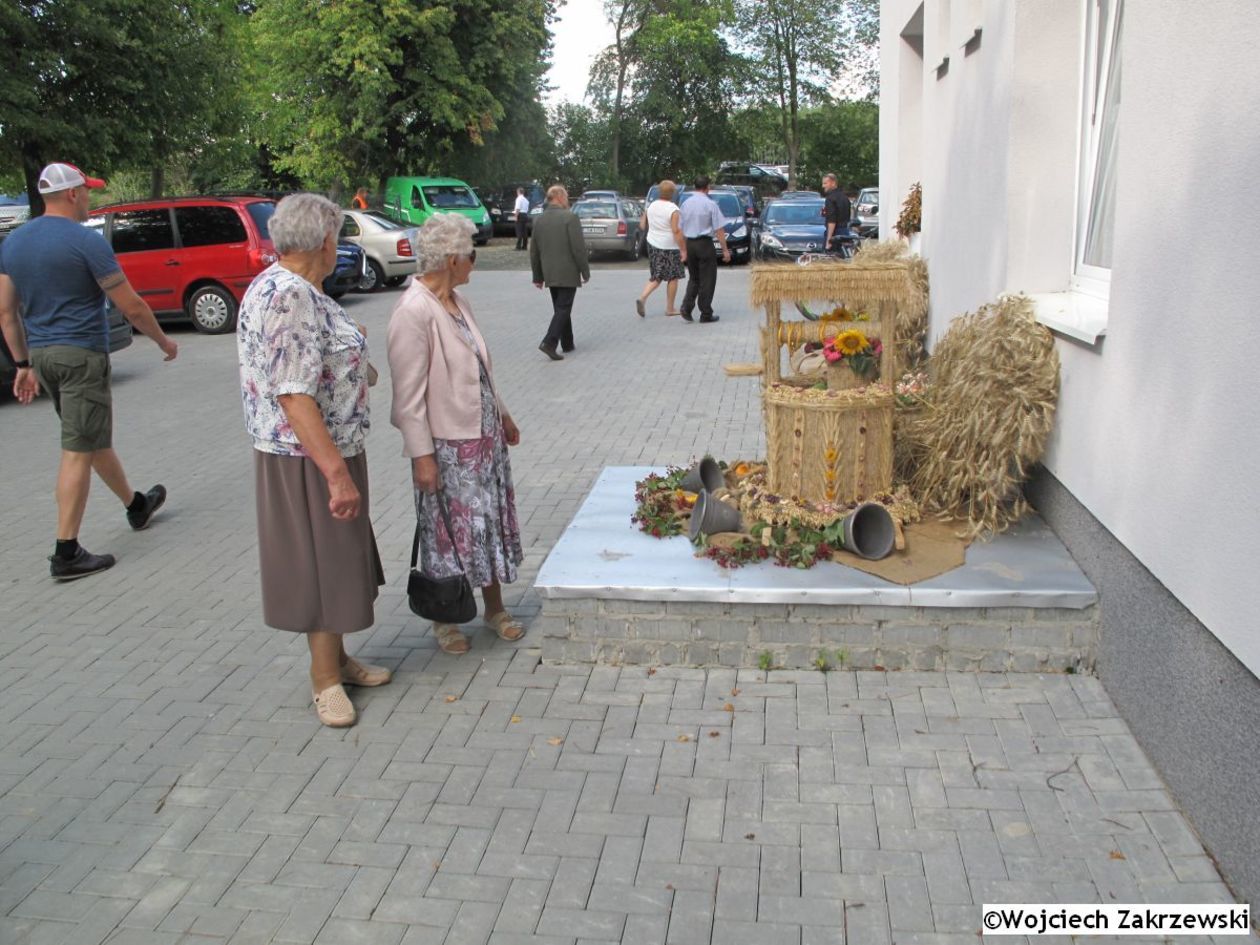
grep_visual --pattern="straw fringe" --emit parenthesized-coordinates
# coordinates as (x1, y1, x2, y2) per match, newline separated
(898, 294, 1060, 539)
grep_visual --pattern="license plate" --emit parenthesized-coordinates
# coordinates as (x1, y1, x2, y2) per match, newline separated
(583, 227, 601, 235)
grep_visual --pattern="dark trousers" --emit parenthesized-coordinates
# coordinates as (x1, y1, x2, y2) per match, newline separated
(543, 286, 577, 350)
(681, 237, 718, 318)
(514, 215, 528, 249)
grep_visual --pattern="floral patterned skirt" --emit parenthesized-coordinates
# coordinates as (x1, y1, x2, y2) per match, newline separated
(648, 246, 686, 283)
(412, 400, 523, 588)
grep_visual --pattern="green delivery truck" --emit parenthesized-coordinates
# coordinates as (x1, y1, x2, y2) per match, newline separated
(382, 176, 493, 244)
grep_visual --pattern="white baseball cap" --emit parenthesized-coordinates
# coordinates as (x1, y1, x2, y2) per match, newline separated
(38, 162, 107, 194)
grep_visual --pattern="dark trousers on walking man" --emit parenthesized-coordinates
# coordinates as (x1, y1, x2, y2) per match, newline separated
(681, 237, 717, 321)
(544, 286, 576, 352)
(514, 214, 529, 250)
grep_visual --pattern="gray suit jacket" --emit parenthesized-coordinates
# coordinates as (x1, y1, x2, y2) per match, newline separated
(530, 206, 590, 288)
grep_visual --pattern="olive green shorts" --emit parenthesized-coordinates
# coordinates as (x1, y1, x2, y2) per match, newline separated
(30, 345, 113, 453)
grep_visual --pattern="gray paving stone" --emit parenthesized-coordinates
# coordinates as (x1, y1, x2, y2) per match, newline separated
(0, 281, 1245, 944)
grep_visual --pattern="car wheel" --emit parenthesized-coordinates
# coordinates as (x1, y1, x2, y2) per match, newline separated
(626, 236, 641, 262)
(359, 258, 385, 293)
(187, 284, 237, 334)
(384, 275, 408, 288)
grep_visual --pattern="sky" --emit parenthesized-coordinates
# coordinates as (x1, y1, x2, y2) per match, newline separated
(544, 0, 615, 105)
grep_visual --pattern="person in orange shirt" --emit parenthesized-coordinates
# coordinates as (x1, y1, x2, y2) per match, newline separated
(351, 187, 369, 210)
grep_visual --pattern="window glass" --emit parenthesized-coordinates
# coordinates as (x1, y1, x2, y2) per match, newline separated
(712, 194, 742, 218)
(246, 201, 275, 239)
(340, 216, 361, 238)
(364, 211, 402, 229)
(422, 185, 478, 209)
(764, 202, 825, 225)
(175, 206, 247, 247)
(111, 209, 175, 253)
(1077, 0, 1122, 276)
(574, 202, 618, 220)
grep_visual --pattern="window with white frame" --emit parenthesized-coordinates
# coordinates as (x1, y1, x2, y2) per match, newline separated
(1074, 0, 1122, 296)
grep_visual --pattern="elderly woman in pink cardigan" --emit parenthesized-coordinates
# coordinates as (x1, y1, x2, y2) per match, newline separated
(386, 213, 525, 654)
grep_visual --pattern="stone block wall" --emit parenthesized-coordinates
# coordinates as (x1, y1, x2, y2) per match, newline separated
(537, 598, 1098, 673)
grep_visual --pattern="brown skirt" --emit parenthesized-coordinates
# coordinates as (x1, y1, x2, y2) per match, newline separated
(254, 450, 385, 634)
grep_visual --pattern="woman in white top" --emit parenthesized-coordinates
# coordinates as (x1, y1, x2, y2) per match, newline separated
(635, 180, 688, 317)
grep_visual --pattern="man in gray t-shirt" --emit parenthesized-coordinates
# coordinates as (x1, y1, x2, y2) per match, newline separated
(0, 162, 179, 581)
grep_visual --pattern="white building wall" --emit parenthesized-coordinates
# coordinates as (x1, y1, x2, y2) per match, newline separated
(879, 0, 1260, 674)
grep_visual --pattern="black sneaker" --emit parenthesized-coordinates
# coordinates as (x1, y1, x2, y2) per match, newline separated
(50, 547, 116, 581)
(127, 484, 167, 530)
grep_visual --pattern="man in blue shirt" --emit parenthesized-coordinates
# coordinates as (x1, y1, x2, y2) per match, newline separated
(677, 176, 730, 323)
(0, 162, 179, 581)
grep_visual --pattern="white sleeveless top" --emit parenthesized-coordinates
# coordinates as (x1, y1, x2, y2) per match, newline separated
(645, 200, 681, 250)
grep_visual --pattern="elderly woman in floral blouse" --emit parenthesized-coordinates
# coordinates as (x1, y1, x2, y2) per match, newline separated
(237, 193, 391, 728)
(387, 212, 525, 655)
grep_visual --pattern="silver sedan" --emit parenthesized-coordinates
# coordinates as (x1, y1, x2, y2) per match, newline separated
(572, 198, 645, 260)
(340, 210, 419, 292)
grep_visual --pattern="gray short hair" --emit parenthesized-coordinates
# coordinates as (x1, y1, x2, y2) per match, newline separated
(269, 193, 341, 255)
(416, 213, 476, 274)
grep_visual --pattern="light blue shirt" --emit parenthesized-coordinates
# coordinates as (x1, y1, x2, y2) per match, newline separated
(679, 192, 725, 239)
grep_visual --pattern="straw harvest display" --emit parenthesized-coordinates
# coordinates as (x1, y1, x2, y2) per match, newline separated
(852, 240, 929, 369)
(897, 294, 1060, 537)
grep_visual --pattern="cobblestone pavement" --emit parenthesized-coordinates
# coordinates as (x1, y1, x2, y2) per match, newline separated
(0, 270, 1249, 943)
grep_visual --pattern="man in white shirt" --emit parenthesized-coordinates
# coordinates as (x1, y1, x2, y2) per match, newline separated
(677, 176, 730, 323)
(513, 187, 531, 250)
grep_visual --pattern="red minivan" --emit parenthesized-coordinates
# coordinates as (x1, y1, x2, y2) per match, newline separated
(89, 196, 277, 333)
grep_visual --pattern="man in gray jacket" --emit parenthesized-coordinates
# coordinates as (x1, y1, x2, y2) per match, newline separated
(530, 185, 590, 361)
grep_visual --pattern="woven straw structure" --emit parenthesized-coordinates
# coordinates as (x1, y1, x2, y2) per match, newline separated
(763, 383, 894, 505)
(852, 240, 930, 368)
(898, 294, 1060, 537)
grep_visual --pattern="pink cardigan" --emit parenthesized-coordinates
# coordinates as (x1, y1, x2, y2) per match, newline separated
(386, 280, 510, 458)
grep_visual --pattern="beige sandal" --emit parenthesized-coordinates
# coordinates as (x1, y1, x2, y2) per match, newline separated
(484, 611, 526, 641)
(434, 623, 469, 655)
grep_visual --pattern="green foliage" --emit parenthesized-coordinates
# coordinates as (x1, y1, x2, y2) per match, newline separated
(0, 0, 245, 206)
(757, 650, 775, 672)
(247, 0, 555, 189)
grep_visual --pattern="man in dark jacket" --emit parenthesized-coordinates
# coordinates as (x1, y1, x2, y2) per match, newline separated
(822, 173, 853, 254)
(529, 185, 590, 361)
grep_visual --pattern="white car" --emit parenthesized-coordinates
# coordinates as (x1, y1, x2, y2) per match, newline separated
(0, 194, 30, 233)
(339, 210, 419, 292)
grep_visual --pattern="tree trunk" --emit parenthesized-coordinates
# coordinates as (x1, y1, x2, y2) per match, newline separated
(150, 166, 165, 199)
(21, 146, 44, 219)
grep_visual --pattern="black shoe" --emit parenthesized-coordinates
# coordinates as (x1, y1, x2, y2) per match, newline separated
(680, 311, 694, 322)
(127, 484, 167, 530)
(699, 315, 720, 324)
(539, 342, 564, 361)
(50, 547, 116, 581)
(561, 342, 575, 352)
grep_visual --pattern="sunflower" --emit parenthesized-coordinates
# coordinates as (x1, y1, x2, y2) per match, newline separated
(834, 329, 869, 356)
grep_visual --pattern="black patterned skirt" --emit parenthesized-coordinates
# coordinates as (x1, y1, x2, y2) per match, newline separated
(648, 245, 686, 282)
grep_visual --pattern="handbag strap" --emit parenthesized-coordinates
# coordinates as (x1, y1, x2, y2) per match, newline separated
(410, 488, 467, 574)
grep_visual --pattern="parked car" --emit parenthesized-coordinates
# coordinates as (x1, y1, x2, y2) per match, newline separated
(580, 189, 625, 201)
(723, 185, 761, 223)
(324, 241, 366, 299)
(754, 196, 828, 261)
(0, 193, 30, 234)
(382, 176, 493, 244)
(88, 195, 277, 334)
(572, 197, 645, 260)
(715, 162, 789, 198)
(340, 210, 416, 292)
(644, 183, 691, 205)
(776, 190, 823, 199)
(854, 187, 879, 238)
(485, 183, 544, 236)
(707, 189, 753, 265)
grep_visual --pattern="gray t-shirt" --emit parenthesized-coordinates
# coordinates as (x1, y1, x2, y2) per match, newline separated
(0, 215, 121, 352)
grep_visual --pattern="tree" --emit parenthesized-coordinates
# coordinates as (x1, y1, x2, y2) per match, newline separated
(0, 0, 241, 211)
(731, 0, 878, 187)
(796, 100, 878, 188)
(248, 0, 555, 191)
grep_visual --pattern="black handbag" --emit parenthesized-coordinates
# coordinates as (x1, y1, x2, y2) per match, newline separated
(407, 490, 477, 624)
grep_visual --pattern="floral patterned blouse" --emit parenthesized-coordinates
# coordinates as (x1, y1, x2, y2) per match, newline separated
(237, 263, 370, 457)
